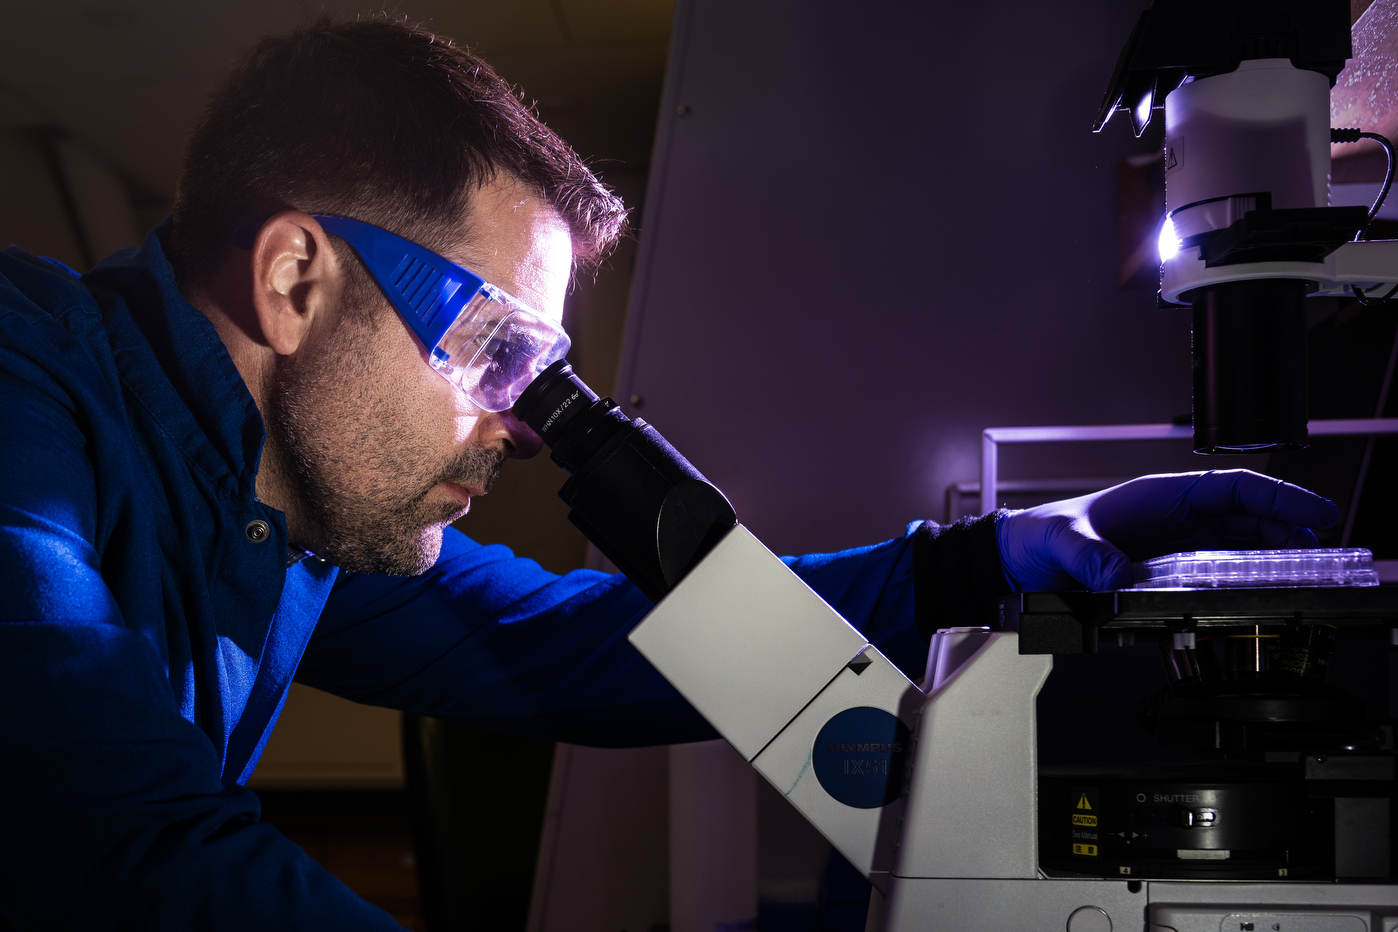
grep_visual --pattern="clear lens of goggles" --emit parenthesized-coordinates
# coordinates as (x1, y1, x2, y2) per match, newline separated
(305, 214, 570, 414)
(428, 284, 571, 412)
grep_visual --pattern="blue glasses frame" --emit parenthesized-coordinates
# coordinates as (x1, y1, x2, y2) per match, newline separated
(234, 214, 570, 412)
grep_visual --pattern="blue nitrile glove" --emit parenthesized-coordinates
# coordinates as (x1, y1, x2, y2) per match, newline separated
(995, 469, 1341, 592)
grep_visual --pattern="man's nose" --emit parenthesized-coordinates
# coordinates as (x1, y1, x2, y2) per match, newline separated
(483, 407, 544, 459)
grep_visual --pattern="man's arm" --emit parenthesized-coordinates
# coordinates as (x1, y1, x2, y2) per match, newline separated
(300, 466, 1340, 747)
(296, 515, 1010, 745)
(299, 530, 709, 746)
(0, 352, 403, 931)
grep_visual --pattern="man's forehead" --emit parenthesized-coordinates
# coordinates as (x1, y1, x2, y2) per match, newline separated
(444, 178, 574, 321)
(445, 179, 573, 268)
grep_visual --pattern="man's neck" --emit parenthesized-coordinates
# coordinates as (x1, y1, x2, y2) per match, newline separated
(181, 262, 300, 535)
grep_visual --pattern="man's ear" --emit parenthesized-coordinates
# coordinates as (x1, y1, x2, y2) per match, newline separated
(249, 211, 341, 356)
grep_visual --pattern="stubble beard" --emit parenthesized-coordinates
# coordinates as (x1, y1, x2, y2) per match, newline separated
(265, 314, 505, 576)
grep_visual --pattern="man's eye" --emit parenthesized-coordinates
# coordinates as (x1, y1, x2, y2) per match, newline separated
(482, 339, 529, 372)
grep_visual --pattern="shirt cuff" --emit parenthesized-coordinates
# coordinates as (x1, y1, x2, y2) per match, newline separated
(912, 512, 1012, 639)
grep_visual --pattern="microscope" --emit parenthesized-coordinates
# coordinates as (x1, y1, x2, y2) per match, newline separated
(513, 2, 1398, 926)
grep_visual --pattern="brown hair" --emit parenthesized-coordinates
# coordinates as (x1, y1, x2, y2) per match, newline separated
(169, 15, 628, 289)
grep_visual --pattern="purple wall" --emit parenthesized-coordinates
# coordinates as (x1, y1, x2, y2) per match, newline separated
(618, 0, 1250, 556)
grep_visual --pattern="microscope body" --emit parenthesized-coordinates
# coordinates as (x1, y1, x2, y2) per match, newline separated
(627, 529, 1398, 932)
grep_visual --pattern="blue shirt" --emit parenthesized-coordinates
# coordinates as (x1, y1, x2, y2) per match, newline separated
(0, 224, 923, 930)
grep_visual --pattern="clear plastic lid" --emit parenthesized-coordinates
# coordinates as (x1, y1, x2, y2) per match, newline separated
(1132, 548, 1380, 590)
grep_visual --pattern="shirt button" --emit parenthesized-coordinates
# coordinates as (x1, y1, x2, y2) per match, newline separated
(244, 519, 271, 543)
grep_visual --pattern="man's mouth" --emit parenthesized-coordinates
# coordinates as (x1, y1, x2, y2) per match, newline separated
(438, 480, 483, 504)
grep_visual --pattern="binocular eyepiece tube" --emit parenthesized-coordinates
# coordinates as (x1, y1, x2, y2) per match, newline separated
(514, 360, 737, 602)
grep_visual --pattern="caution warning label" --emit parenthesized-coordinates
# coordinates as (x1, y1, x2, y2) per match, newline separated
(1069, 786, 1099, 857)
(1164, 137, 1183, 175)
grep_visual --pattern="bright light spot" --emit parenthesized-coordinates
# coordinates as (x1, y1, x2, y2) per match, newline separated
(1134, 94, 1153, 131)
(1158, 215, 1181, 262)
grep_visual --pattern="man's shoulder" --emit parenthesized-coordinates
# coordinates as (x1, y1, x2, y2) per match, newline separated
(0, 247, 99, 327)
(0, 246, 125, 407)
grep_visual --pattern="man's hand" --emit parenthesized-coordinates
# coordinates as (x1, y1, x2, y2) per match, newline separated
(995, 470, 1341, 592)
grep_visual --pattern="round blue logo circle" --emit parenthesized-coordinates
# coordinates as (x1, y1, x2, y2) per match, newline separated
(812, 707, 911, 809)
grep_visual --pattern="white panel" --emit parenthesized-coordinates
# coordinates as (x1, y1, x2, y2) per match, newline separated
(750, 646, 918, 884)
(880, 878, 1140, 932)
(879, 879, 1398, 932)
(893, 634, 1052, 880)
(1149, 909, 1367, 932)
(628, 524, 869, 760)
(1147, 881, 1398, 908)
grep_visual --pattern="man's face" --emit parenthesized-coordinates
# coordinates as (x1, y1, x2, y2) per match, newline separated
(267, 178, 572, 574)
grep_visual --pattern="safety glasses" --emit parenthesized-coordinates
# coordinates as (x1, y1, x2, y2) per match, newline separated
(234, 214, 570, 412)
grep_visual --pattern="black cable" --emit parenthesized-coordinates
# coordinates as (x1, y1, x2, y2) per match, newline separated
(1332, 127, 1395, 239)
(1355, 282, 1398, 307)
(1359, 129, 1395, 240)
(1334, 128, 1398, 304)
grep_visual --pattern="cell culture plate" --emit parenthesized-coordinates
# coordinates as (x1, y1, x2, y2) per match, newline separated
(1132, 548, 1380, 589)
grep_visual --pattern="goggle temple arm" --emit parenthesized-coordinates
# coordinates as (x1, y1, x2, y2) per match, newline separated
(310, 214, 486, 354)
(236, 214, 568, 412)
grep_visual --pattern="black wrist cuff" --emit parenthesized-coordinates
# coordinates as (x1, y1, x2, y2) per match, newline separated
(912, 512, 1011, 639)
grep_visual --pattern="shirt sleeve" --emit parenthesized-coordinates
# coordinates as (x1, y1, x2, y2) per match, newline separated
(297, 522, 929, 747)
(0, 345, 404, 932)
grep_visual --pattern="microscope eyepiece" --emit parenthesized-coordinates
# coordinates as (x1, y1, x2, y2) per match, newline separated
(512, 359, 736, 602)
(514, 359, 599, 447)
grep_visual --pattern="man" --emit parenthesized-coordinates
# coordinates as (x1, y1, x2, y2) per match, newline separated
(0, 16, 1337, 931)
